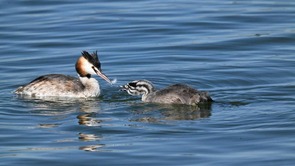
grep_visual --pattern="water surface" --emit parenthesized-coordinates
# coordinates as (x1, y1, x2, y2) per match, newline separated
(1, 0, 295, 165)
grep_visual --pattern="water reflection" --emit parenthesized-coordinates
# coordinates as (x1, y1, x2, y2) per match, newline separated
(161, 104, 212, 120)
(79, 144, 105, 152)
(38, 123, 61, 128)
(15, 95, 105, 152)
(78, 133, 102, 141)
(77, 113, 103, 126)
(15, 95, 212, 153)
(129, 102, 212, 122)
(78, 133, 105, 151)
(15, 95, 100, 115)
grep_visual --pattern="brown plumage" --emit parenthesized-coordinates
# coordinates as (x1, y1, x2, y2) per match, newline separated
(121, 80, 213, 105)
(15, 51, 111, 98)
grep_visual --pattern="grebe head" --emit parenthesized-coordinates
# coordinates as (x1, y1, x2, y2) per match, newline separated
(121, 80, 155, 96)
(75, 51, 111, 83)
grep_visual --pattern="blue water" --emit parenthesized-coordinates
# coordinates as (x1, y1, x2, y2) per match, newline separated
(1, 0, 295, 165)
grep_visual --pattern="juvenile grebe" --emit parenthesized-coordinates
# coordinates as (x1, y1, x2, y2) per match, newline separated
(121, 80, 212, 105)
(15, 51, 112, 98)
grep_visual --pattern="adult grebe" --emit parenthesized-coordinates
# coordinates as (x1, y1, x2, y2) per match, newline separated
(15, 51, 112, 98)
(121, 80, 212, 105)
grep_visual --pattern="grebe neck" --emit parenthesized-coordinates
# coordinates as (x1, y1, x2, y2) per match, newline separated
(79, 75, 100, 97)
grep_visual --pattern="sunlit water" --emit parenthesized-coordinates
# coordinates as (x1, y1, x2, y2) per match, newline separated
(1, 0, 295, 165)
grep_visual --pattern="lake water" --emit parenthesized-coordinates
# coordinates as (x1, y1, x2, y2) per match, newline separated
(1, 0, 295, 165)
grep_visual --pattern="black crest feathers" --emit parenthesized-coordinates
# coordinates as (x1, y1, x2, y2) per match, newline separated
(82, 51, 101, 69)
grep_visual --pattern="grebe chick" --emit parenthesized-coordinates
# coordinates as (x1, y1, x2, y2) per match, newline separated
(15, 51, 112, 98)
(121, 80, 213, 105)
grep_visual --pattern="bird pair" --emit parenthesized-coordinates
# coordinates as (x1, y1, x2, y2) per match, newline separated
(15, 51, 212, 105)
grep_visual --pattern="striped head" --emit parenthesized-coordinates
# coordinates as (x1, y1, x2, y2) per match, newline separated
(121, 80, 155, 96)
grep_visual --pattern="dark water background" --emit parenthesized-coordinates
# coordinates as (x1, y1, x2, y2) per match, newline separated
(1, 0, 295, 165)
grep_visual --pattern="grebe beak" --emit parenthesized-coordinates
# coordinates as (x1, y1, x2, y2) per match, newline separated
(120, 85, 128, 91)
(95, 69, 112, 84)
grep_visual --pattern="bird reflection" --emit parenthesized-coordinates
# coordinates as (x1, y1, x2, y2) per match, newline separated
(15, 95, 105, 152)
(78, 133, 102, 141)
(15, 93, 213, 152)
(78, 133, 105, 152)
(79, 144, 105, 152)
(77, 113, 103, 126)
(129, 102, 212, 122)
(15, 95, 100, 115)
(161, 104, 212, 120)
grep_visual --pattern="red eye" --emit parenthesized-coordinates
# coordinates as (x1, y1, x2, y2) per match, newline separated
(92, 66, 98, 73)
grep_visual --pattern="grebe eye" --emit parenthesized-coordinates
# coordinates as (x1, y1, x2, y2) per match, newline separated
(92, 66, 98, 73)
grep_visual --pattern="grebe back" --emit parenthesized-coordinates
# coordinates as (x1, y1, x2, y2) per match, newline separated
(121, 80, 212, 105)
(15, 51, 111, 98)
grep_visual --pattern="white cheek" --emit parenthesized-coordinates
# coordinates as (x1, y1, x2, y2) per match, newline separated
(127, 89, 139, 96)
(85, 64, 96, 75)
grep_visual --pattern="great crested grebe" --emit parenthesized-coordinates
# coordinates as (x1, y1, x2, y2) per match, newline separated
(15, 51, 112, 98)
(121, 80, 212, 105)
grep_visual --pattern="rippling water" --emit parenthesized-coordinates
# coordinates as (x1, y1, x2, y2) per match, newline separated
(1, 0, 295, 165)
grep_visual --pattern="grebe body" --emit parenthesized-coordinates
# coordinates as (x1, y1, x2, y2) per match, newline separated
(15, 51, 111, 98)
(121, 80, 212, 105)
